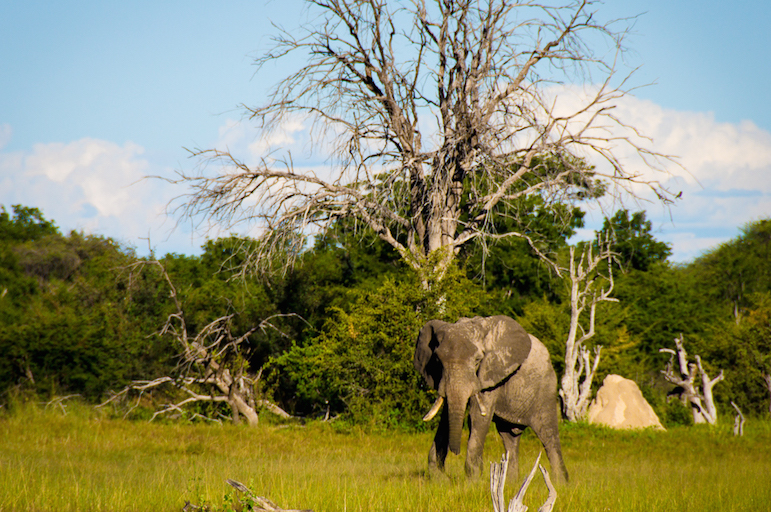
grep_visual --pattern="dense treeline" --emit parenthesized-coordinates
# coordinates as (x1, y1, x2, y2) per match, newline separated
(1, 204, 770, 426)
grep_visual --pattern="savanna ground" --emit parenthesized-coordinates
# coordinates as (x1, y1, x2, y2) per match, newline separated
(1, 404, 770, 512)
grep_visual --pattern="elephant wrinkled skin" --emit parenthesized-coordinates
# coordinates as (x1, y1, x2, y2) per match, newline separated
(414, 315, 568, 483)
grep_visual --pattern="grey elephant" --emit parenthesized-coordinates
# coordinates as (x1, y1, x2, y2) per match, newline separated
(414, 315, 568, 483)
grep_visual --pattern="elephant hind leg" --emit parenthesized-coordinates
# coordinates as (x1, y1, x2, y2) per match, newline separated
(530, 421, 568, 484)
(495, 419, 524, 483)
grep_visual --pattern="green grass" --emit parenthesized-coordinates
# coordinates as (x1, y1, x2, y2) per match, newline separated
(1, 404, 770, 511)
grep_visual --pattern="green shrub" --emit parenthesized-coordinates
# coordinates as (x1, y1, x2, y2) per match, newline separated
(267, 265, 483, 428)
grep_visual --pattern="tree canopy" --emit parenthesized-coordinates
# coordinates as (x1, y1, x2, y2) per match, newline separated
(3, 203, 771, 422)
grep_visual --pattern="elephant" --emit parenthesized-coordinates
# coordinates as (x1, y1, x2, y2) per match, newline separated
(414, 315, 568, 483)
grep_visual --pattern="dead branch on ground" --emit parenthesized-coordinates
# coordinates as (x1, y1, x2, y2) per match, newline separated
(731, 401, 745, 436)
(98, 259, 297, 425)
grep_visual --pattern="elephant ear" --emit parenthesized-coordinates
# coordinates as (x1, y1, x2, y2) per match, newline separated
(414, 319, 447, 389)
(477, 316, 532, 389)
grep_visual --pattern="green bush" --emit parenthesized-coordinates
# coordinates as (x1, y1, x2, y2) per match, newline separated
(267, 265, 483, 428)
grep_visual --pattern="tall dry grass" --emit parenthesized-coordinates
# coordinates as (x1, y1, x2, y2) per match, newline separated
(1, 403, 769, 511)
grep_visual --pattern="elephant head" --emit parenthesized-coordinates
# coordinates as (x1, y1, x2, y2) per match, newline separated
(414, 316, 532, 455)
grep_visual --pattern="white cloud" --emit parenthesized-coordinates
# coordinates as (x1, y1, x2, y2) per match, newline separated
(548, 86, 771, 262)
(0, 136, 205, 256)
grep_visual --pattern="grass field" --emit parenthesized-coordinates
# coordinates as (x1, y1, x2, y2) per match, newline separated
(1, 404, 770, 511)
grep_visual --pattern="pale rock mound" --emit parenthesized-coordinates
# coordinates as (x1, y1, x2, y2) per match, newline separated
(587, 374, 664, 430)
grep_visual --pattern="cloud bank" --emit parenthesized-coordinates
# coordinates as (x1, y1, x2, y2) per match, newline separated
(600, 95, 771, 261)
(2, 90, 769, 263)
(0, 132, 203, 256)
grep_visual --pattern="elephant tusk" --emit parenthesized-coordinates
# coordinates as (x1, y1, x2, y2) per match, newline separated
(422, 396, 445, 421)
(475, 393, 488, 416)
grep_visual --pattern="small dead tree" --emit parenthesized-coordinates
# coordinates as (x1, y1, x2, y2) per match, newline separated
(99, 260, 294, 425)
(491, 452, 556, 512)
(731, 401, 745, 436)
(660, 334, 724, 425)
(559, 238, 617, 421)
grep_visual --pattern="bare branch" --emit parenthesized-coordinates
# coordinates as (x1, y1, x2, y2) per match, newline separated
(225, 479, 313, 512)
(731, 401, 745, 436)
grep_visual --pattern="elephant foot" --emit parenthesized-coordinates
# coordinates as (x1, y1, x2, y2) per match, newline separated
(464, 462, 483, 480)
(427, 465, 450, 481)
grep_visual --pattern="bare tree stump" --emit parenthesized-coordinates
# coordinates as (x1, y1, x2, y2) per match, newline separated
(491, 452, 556, 512)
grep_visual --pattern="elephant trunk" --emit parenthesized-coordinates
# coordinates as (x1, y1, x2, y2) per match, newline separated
(447, 381, 473, 456)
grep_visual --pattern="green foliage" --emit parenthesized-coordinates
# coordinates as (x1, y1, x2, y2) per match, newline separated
(0, 229, 173, 401)
(597, 210, 672, 272)
(611, 262, 714, 361)
(0, 204, 59, 242)
(268, 265, 484, 427)
(459, 180, 589, 317)
(688, 218, 771, 319)
(3, 202, 770, 425)
(516, 294, 641, 383)
(696, 292, 771, 415)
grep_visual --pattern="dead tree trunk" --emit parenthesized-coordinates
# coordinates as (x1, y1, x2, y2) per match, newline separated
(763, 373, 771, 415)
(660, 334, 725, 425)
(559, 241, 617, 422)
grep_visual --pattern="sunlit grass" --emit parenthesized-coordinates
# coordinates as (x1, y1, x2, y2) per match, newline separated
(1, 403, 770, 511)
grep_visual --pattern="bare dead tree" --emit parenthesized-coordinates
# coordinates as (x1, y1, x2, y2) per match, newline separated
(491, 452, 556, 512)
(660, 334, 724, 425)
(170, 0, 677, 284)
(763, 373, 771, 415)
(731, 401, 745, 436)
(559, 236, 617, 421)
(98, 260, 294, 425)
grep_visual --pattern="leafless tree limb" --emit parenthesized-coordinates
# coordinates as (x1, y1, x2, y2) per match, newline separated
(763, 373, 771, 415)
(224, 479, 313, 512)
(660, 334, 724, 425)
(44, 394, 81, 415)
(169, 0, 678, 281)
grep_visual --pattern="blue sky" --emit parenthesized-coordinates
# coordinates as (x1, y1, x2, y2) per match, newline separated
(1, 0, 770, 262)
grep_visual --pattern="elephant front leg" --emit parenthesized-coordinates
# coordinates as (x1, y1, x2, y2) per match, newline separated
(428, 406, 450, 478)
(465, 393, 494, 479)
